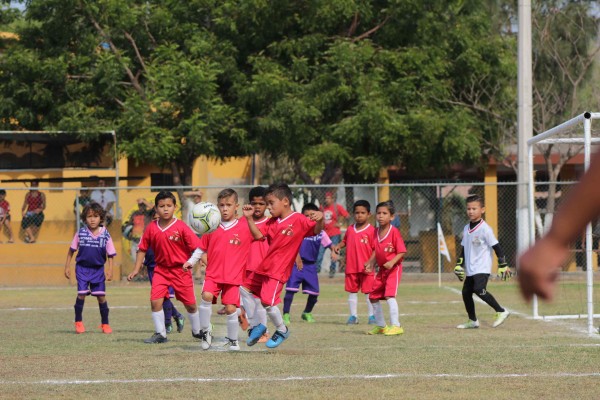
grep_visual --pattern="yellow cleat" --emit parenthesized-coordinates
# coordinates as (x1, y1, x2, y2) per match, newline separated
(366, 325, 387, 335)
(383, 325, 404, 336)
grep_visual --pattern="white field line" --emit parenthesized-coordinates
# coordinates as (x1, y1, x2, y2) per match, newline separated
(443, 286, 596, 337)
(2, 372, 600, 386)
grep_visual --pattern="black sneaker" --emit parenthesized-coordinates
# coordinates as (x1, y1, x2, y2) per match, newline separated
(144, 333, 168, 344)
(173, 315, 185, 333)
(192, 330, 204, 340)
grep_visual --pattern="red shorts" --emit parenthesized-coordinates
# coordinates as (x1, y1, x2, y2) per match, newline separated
(150, 266, 196, 305)
(345, 273, 375, 294)
(242, 270, 263, 295)
(201, 279, 240, 307)
(249, 274, 285, 307)
(369, 267, 402, 301)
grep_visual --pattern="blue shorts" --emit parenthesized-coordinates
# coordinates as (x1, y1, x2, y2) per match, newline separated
(147, 267, 175, 298)
(286, 262, 319, 295)
(76, 265, 106, 296)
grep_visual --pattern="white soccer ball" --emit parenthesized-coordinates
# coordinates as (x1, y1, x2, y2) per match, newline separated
(188, 202, 221, 234)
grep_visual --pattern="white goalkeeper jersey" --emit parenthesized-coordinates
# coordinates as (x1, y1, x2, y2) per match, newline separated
(461, 219, 498, 276)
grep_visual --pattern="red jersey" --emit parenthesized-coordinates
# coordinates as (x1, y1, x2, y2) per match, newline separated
(256, 212, 316, 282)
(373, 225, 407, 270)
(247, 216, 270, 272)
(199, 218, 254, 285)
(138, 218, 200, 268)
(0, 200, 9, 216)
(342, 223, 376, 275)
(321, 203, 349, 237)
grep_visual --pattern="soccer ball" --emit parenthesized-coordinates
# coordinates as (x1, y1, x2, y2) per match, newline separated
(188, 202, 221, 234)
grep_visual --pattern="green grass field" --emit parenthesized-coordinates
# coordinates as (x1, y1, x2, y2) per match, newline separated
(1, 274, 599, 400)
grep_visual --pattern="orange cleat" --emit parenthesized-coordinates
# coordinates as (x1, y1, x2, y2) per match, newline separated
(258, 333, 269, 343)
(100, 324, 112, 334)
(74, 321, 85, 334)
(238, 310, 249, 331)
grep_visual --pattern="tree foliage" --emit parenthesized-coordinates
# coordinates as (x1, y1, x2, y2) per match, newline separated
(0, 0, 519, 184)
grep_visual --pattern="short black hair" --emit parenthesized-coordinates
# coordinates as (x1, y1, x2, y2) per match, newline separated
(0, 189, 5, 196)
(353, 199, 370, 213)
(218, 188, 238, 203)
(81, 202, 106, 224)
(466, 194, 484, 206)
(249, 186, 267, 201)
(265, 183, 293, 203)
(301, 203, 319, 213)
(376, 200, 395, 215)
(155, 190, 177, 206)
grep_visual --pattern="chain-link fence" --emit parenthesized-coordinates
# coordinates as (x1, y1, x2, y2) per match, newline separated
(3, 182, 567, 283)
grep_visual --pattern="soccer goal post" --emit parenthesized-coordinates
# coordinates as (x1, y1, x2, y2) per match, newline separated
(527, 112, 600, 335)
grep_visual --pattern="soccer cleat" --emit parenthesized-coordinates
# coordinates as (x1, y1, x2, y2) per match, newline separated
(223, 337, 240, 351)
(258, 332, 269, 343)
(100, 324, 112, 334)
(74, 321, 85, 334)
(144, 333, 168, 344)
(246, 324, 267, 346)
(492, 310, 510, 328)
(368, 315, 376, 325)
(174, 315, 185, 333)
(366, 325, 387, 335)
(301, 312, 315, 323)
(282, 313, 291, 325)
(238, 310, 249, 331)
(456, 320, 480, 329)
(166, 323, 173, 334)
(346, 315, 358, 325)
(383, 325, 404, 336)
(265, 328, 290, 349)
(200, 324, 213, 350)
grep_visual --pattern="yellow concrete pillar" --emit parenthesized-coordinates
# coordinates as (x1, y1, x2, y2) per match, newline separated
(378, 168, 390, 202)
(484, 164, 499, 273)
(193, 156, 209, 186)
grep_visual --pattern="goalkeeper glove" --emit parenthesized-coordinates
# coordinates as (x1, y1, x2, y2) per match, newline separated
(497, 262, 512, 281)
(454, 258, 465, 281)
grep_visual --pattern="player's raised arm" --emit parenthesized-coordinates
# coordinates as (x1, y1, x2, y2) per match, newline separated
(519, 150, 600, 301)
(309, 210, 324, 235)
(243, 204, 265, 240)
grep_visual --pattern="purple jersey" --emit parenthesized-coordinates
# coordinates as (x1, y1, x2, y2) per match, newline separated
(70, 226, 117, 267)
(298, 231, 332, 264)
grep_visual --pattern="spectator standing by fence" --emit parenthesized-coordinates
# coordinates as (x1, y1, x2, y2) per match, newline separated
(91, 179, 116, 227)
(21, 180, 46, 243)
(0, 189, 15, 243)
(317, 191, 349, 278)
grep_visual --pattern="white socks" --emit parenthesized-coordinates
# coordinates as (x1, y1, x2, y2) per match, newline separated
(366, 294, 374, 317)
(199, 300, 212, 330)
(387, 298, 400, 327)
(255, 298, 267, 327)
(348, 293, 358, 316)
(240, 287, 256, 324)
(371, 301, 386, 327)
(226, 312, 239, 341)
(152, 310, 166, 337)
(266, 306, 286, 333)
(187, 310, 200, 335)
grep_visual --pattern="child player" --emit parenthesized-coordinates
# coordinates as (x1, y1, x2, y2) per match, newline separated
(240, 186, 270, 343)
(190, 189, 258, 351)
(333, 200, 376, 325)
(0, 189, 15, 243)
(245, 183, 324, 349)
(64, 202, 115, 334)
(282, 203, 335, 324)
(365, 200, 406, 336)
(127, 191, 202, 344)
(453, 194, 511, 329)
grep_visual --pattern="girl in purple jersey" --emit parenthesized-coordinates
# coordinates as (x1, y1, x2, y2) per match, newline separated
(64, 202, 116, 334)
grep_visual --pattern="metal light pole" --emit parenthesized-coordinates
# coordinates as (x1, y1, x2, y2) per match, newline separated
(517, 0, 533, 256)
